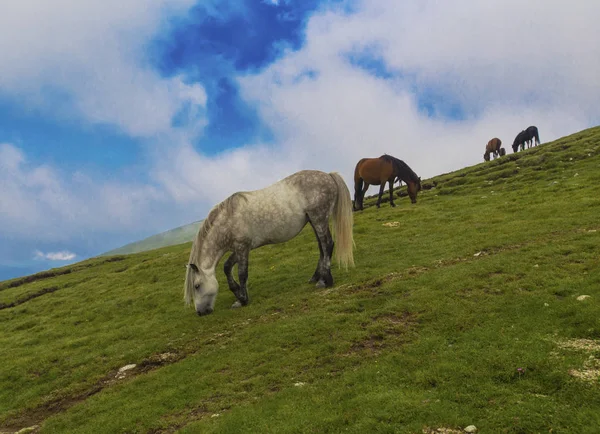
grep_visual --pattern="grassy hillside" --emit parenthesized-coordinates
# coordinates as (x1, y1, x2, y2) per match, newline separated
(102, 221, 202, 256)
(1, 127, 600, 433)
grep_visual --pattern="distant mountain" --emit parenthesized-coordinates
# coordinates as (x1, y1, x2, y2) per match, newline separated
(102, 220, 202, 256)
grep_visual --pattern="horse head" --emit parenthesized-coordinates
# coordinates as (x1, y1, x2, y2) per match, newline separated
(484, 151, 490, 162)
(407, 177, 421, 204)
(185, 263, 219, 316)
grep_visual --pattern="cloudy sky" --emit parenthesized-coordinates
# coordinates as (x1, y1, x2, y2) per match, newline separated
(1, 0, 599, 280)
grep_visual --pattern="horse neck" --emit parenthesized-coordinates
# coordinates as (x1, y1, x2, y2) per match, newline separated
(397, 169, 417, 185)
(193, 221, 229, 272)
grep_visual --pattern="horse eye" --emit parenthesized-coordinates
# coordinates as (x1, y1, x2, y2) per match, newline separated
(194, 284, 200, 290)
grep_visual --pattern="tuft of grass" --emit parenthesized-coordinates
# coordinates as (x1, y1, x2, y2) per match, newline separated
(1, 126, 600, 433)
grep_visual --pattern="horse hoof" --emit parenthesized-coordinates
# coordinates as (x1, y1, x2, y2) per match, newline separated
(390, 203, 396, 207)
(315, 280, 327, 289)
(231, 301, 243, 309)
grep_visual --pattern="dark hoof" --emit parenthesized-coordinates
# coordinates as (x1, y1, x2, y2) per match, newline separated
(390, 203, 396, 207)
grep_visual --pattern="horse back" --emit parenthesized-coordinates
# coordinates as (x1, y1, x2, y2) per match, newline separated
(356, 157, 393, 185)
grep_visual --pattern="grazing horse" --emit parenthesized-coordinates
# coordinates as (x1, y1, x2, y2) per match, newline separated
(512, 130, 527, 153)
(512, 126, 541, 152)
(483, 138, 505, 161)
(184, 170, 354, 316)
(524, 125, 540, 148)
(353, 154, 421, 211)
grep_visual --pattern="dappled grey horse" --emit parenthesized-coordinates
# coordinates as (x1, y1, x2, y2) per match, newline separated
(184, 170, 355, 316)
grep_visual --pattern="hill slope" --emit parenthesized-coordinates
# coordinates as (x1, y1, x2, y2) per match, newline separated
(102, 220, 202, 256)
(1, 127, 600, 433)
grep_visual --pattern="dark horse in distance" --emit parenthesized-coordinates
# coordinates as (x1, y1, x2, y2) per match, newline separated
(353, 154, 421, 211)
(512, 126, 540, 153)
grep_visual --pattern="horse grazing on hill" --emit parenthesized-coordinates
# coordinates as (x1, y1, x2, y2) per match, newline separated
(483, 138, 505, 161)
(184, 170, 355, 316)
(353, 154, 421, 211)
(512, 126, 540, 152)
(512, 130, 527, 153)
(524, 126, 540, 148)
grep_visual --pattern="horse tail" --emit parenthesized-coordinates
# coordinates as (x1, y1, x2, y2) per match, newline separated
(329, 172, 355, 269)
(353, 160, 364, 198)
(534, 129, 540, 145)
(353, 159, 365, 183)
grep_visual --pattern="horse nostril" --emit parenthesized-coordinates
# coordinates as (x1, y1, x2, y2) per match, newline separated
(197, 308, 214, 316)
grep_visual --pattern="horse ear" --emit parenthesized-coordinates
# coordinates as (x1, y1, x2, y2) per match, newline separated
(188, 263, 199, 272)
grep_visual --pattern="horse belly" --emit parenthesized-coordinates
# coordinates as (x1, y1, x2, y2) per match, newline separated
(251, 212, 307, 248)
(246, 188, 309, 248)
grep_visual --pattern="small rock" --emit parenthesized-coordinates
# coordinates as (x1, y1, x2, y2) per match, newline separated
(464, 426, 478, 433)
(118, 364, 136, 373)
(15, 426, 40, 434)
(473, 252, 482, 257)
(211, 413, 220, 418)
(115, 364, 136, 379)
(544, 303, 550, 307)
(577, 295, 591, 301)
(534, 264, 539, 268)
(574, 173, 579, 177)
(294, 382, 305, 387)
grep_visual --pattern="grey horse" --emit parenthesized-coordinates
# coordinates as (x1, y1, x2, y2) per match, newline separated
(184, 170, 355, 316)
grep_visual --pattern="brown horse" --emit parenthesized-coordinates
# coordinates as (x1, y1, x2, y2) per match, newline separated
(353, 154, 421, 211)
(483, 138, 505, 161)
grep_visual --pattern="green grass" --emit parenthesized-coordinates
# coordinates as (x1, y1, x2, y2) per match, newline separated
(1, 127, 600, 433)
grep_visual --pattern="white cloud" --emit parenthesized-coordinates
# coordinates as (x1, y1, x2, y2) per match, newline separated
(0, 0, 205, 137)
(0, 143, 172, 242)
(34, 250, 77, 261)
(3, 0, 600, 264)
(159, 0, 597, 202)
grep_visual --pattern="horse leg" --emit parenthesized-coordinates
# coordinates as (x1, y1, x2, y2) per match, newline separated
(376, 183, 385, 208)
(307, 215, 334, 288)
(353, 178, 364, 211)
(231, 246, 250, 308)
(308, 218, 325, 284)
(360, 183, 369, 210)
(224, 253, 240, 293)
(388, 180, 396, 207)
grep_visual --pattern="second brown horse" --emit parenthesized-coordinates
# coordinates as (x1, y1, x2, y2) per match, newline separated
(484, 138, 505, 161)
(353, 154, 421, 211)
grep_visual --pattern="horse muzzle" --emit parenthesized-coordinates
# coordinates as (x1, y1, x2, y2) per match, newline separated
(196, 307, 214, 316)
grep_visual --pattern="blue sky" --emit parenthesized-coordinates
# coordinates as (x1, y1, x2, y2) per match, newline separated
(1, 0, 599, 280)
